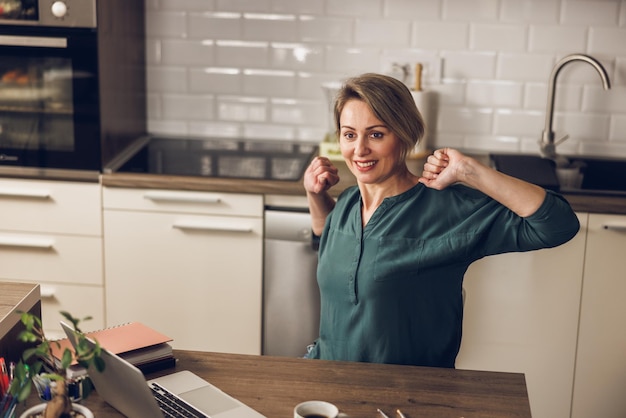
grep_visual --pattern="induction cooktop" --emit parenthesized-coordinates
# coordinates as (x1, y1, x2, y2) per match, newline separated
(115, 136, 319, 181)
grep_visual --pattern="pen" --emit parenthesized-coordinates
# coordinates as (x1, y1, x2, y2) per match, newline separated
(0, 358, 8, 396)
(396, 409, 407, 418)
(377, 408, 390, 418)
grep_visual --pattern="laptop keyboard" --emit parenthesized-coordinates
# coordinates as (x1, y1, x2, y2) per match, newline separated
(150, 382, 210, 418)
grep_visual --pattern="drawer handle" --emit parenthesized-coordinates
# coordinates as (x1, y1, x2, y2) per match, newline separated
(603, 223, 626, 232)
(40, 285, 57, 299)
(0, 187, 51, 199)
(0, 236, 54, 249)
(172, 220, 253, 233)
(143, 191, 221, 204)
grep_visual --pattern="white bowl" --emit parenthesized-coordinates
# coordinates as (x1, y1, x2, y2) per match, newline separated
(19, 403, 94, 418)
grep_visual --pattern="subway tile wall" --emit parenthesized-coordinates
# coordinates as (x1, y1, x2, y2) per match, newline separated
(145, 0, 626, 158)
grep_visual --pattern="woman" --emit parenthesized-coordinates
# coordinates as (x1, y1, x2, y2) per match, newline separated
(303, 73, 579, 368)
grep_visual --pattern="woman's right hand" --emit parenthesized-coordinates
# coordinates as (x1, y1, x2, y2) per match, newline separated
(303, 156, 340, 194)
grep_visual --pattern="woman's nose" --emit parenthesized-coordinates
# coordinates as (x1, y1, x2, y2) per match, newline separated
(354, 137, 369, 155)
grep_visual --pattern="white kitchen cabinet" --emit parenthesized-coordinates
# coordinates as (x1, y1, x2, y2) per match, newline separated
(571, 213, 626, 418)
(0, 178, 104, 338)
(103, 187, 264, 355)
(456, 213, 588, 418)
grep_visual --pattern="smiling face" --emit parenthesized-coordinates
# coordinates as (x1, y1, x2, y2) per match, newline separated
(339, 99, 405, 185)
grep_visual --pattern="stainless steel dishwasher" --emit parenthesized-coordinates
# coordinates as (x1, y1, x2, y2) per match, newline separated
(263, 206, 320, 357)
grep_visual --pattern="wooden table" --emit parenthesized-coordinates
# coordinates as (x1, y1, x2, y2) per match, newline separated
(17, 350, 531, 417)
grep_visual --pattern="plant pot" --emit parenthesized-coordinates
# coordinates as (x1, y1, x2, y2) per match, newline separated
(19, 402, 94, 418)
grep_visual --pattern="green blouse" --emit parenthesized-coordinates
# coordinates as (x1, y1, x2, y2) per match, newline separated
(308, 183, 580, 367)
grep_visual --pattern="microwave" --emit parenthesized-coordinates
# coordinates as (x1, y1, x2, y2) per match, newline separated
(0, 0, 146, 174)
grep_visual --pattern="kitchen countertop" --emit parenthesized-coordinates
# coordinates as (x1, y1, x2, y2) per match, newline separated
(101, 160, 626, 215)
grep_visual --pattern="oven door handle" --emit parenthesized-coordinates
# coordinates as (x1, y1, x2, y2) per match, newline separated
(0, 35, 67, 48)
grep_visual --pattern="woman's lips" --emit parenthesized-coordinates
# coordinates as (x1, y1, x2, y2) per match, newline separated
(355, 160, 377, 170)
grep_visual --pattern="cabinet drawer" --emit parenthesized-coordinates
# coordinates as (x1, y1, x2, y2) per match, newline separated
(104, 209, 263, 354)
(0, 179, 102, 236)
(0, 231, 102, 285)
(103, 187, 263, 217)
(38, 283, 105, 339)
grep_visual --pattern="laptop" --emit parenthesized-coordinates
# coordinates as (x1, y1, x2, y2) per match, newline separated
(60, 321, 266, 418)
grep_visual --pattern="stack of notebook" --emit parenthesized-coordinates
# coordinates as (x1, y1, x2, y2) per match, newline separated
(50, 322, 175, 378)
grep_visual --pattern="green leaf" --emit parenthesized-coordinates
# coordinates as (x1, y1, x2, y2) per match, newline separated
(61, 348, 73, 369)
(93, 355, 106, 372)
(16, 379, 33, 403)
(16, 330, 38, 343)
(22, 347, 38, 361)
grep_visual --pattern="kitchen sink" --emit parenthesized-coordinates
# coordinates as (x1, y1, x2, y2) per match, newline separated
(490, 153, 626, 196)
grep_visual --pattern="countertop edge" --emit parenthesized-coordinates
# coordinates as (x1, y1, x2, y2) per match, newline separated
(101, 172, 626, 215)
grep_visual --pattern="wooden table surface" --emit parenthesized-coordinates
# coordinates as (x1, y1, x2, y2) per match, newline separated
(17, 350, 532, 417)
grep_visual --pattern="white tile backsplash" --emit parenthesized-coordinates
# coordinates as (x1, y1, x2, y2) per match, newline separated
(271, 43, 325, 70)
(610, 115, 626, 141)
(187, 12, 243, 40)
(299, 16, 355, 44)
(470, 24, 527, 52)
(383, 0, 441, 19)
(443, 0, 499, 22)
(414, 22, 469, 50)
(160, 0, 216, 12)
(555, 112, 611, 141)
(147, 67, 188, 93)
(439, 108, 493, 135)
(327, 0, 383, 18)
(162, 94, 215, 121)
(494, 109, 544, 137)
(161, 40, 215, 66)
(242, 13, 298, 42)
(145, 11, 187, 38)
(325, 46, 381, 74)
(216, 0, 271, 13)
(188, 68, 243, 94)
(589, 27, 626, 55)
(561, 0, 620, 25)
(215, 41, 269, 68)
(500, 0, 560, 24)
(529, 25, 588, 53)
(354, 19, 412, 46)
(270, 0, 324, 15)
(497, 53, 555, 82)
(145, 0, 626, 156)
(466, 81, 524, 108)
(442, 52, 497, 80)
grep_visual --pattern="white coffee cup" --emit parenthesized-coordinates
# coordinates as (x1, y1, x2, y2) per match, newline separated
(294, 400, 339, 418)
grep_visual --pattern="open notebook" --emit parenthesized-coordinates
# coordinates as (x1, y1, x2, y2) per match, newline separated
(60, 321, 265, 418)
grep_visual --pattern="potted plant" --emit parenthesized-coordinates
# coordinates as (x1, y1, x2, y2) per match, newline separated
(6, 311, 105, 418)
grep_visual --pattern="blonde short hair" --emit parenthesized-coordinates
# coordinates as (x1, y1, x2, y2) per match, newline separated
(333, 73, 425, 161)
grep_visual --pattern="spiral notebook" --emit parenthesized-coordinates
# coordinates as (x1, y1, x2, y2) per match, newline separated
(60, 321, 265, 418)
(51, 321, 174, 378)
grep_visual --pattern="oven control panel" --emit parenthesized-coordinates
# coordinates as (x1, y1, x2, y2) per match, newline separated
(40, 0, 96, 28)
(0, 0, 96, 28)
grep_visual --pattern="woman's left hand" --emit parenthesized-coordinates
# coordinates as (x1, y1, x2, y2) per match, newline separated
(419, 148, 463, 190)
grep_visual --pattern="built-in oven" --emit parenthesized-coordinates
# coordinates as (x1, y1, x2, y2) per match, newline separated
(0, 0, 146, 176)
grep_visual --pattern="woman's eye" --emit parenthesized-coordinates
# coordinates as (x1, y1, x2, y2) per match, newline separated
(343, 132, 355, 140)
(370, 131, 384, 139)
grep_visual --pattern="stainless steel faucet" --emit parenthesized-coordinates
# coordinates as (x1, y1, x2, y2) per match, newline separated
(540, 53, 611, 163)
